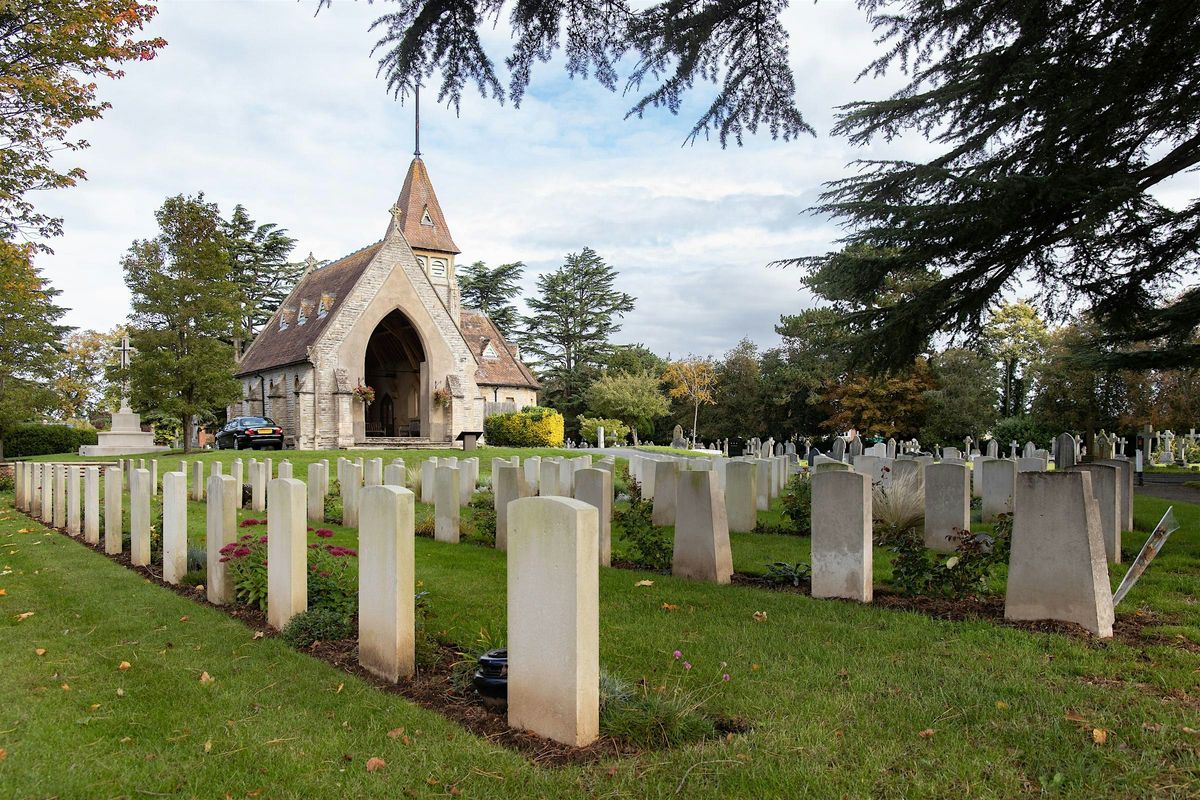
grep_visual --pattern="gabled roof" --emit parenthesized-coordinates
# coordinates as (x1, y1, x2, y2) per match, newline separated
(460, 310, 540, 390)
(235, 242, 383, 376)
(392, 157, 460, 254)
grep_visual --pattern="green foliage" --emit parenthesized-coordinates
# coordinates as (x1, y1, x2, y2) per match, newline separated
(599, 689, 716, 749)
(585, 369, 668, 444)
(613, 466, 670, 569)
(123, 193, 243, 453)
(764, 561, 810, 587)
(576, 415, 629, 446)
(483, 406, 564, 447)
(457, 260, 524, 337)
(521, 248, 635, 429)
(223, 204, 301, 340)
(888, 521, 1012, 599)
(920, 348, 999, 445)
(990, 417, 1055, 452)
(449, 626, 506, 694)
(0, 470, 13, 493)
(4, 424, 97, 457)
(0, 1, 165, 242)
(465, 490, 496, 546)
(224, 537, 268, 611)
(280, 608, 354, 649)
(306, 544, 358, 616)
(779, 473, 811, 536)
(323, 479, 342, 525)
(414, 510, 435, 539)
(981, 302, 1050, 417)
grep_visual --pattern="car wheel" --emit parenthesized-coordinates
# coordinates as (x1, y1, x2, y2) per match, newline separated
(233, 437, 240, 451)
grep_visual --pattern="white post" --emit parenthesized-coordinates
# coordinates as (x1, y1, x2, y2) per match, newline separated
(507, 497, 599, 747)
(358, 485, 416, 682)
(342, 463, 362, 527)
(267, 478, 308, 631)
(66, 465, 81, 536)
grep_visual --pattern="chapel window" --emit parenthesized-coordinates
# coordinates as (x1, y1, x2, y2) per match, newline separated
(317, 293, 333, 318)
(431, 258, 447, 278)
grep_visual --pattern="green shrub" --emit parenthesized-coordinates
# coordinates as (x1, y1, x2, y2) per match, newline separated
(765, 561, 810, 587)
(323, 479, 343, 524)
(280, 608, 354, 648)
(5, 423, 98, 457)
(780, 473, 811, 535)
(180, 569, 206, 587)
(600, 690, 717, 748)
(990, 417, 1054, 453)
(483, 406, 564, 447)
(0, 470, 13, 493)
(222, 529, 358, 615)
(613, 467, 671, 569)
(888, 517, 1011, 598)
(576, 415, 629, 446)
(465, 490, 496, 546)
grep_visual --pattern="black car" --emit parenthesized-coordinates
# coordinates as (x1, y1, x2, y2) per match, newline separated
(216, 417, 285, 450)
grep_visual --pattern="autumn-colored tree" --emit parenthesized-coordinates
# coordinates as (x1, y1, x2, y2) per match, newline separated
(0, 241, 70, 457)
(662, 357, 717, 448)
(51, 328, 122, 422)
(0, 1, 165, 244)
(821, 360, 934, 439)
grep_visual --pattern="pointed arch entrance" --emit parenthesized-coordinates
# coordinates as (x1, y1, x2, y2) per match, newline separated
(363, 309, 426, 438)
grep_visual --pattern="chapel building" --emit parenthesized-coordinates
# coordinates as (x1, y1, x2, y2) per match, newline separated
(230, 157, 539, 448)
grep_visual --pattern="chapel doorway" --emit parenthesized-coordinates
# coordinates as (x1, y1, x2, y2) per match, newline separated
(363, 309, 425, 438)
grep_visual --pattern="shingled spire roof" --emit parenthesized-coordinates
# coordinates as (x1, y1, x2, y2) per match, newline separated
(391, 157, 460, 254)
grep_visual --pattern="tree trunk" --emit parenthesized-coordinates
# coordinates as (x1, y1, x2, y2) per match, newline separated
(182, 414, 193, 454)
(631, 424, 640, 446)
(691, 402, 699, 449)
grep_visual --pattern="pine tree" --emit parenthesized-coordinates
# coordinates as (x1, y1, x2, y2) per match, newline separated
(123, 194, 242, 453)
(522, 247, 635, 426)
(223, 204, 301, 341)
(457, 260, 524, 337)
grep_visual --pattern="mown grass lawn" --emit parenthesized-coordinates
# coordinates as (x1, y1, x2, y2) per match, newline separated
(2, 449, 1198, 798)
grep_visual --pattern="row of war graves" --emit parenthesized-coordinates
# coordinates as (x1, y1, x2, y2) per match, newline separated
(11, 434, 1132, 747)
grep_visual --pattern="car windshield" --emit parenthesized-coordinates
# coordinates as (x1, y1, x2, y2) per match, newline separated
(240, 418, 274, 427)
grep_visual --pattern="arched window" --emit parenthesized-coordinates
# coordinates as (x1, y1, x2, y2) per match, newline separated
(430, 258, 447, 278)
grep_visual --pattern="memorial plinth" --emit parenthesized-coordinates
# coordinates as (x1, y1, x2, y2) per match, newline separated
(79, 407, 170, 456)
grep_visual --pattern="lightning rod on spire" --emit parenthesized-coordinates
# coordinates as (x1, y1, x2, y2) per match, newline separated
(414, 82, 421, 158)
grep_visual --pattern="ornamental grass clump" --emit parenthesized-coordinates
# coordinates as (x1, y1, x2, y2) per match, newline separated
(599, 649, 732, 748)
(871, 471, 925, 547)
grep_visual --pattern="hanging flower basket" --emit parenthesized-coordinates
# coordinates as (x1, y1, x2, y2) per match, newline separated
(432, 384, 452, 408)
(353, 384, 376, 405)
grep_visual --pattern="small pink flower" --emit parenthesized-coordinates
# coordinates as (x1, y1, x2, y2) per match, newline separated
(673, 650, 682, 659)
(319, 570, 330, 578)
(315, 528, 334, 539)
(258, 535, 268, 543)
(722, 673, 731, 682)
(218, 556, 229, 563)
(683, 661, 692, 670)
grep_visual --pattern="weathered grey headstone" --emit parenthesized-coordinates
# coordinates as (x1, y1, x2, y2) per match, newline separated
(523, 455, 540, 494)
(831, 438, 847, 462)
(924, 462, 969, 553)
(986, 439, 999, 458)
(278, 460, 293, 480)
(206, 475, 237, 605)
(754, 459, 771, 511)
(1017, 457, 1045, 473)
(811, 469, 872, 601)
(494, 463, 525, 550)
(267, 478, 308, 630)
(359, 485, 416, 682)
(539, 459, 561, 497)
(672, 470, 732, 584)
(724, 460, 757, 533)
(1069, 463, 1121, 563)
(1097, 457, 1133, 533)
(980, 459, 1017, 522)
(575, 468, 612, 567)
(651, 460, 678, 526)
(1005, 472, 1114, 637)
(507, 497, 599, 747)
(162, 471, 187, 584)
(434, 465, 460, 543)
(1054, 432, 1078, 470)
(384, 463, 406, 487)
(421, 457, 437, 503)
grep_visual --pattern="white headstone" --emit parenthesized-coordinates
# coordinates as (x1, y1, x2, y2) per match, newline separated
(434, 465, 460, 543)
(359, 485, 416, 682)
(267, 478, 308, 630)
(206, 474, 238, 605)
(672, 470, 732, 583)
(162, 471, 187, 584)
(811, 470, 872, 601)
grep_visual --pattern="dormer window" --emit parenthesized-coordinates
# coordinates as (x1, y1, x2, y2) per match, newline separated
(279, 309, 294, 331)
(420, 206, 434, 226)
(482, 338, 498, 359)
(317, 293, 333, 318)
(297, 300, 312, 326)
(430, 258, 447, 278)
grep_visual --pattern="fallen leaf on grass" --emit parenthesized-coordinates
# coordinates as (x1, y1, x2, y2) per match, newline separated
(203, 740, 212, 753)
(1092, 728, 1108, 745)
(752, 611, 767, 622)
(918, 729, 935, 739)
(34, 648, 45, 656)
(995, 701, 1009, 710)
(425, 777, 440, 786)
(199, 672, 214, 685)
(89, 704, 101, 711)
(118, 661, 131, 671)
(0, 747, 6, 761)
(365, 757, 386, 772)
(1064, 709, 1087, 724)
(634, 580, 654, 587)
(335, 682, 344, 694)
(0, 588, 7, 596)
(661, 603, 679, 612)
(116, 688, 125, 697)
(17, 528, 30, 534)
(1181, 727, 1199, 736)
(252, 631, 264, 640)
(60, 683, 70, 691)
(14, 611, 34, 621)
(179, 615, 188, 622)
(387, 728, 405, 739)
(1143, 722, 1163, 732)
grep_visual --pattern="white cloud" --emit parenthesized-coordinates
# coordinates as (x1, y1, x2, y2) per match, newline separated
(34, 0, 938, 357)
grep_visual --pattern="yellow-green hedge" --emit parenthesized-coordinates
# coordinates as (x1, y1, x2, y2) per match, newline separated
(484, 406, 564, 447)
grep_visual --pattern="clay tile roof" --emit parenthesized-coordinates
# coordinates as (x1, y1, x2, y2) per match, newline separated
(393, 157, 460, 254)
(460, 310, 540, 390)
(235, 242, 384, 376)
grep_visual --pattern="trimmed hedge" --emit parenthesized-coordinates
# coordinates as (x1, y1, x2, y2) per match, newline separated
(5, 424, 98, 458)
(577, 415, 629, 445)
(484, 406, 564, 447)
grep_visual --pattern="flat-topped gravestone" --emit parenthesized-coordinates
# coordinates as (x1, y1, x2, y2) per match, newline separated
(342, 463, 362, 527)
(494, 463, 526, 550)
(232, 459, 244, 508)
(724, 461, 757, 533)
(83, 467, 100, 544)
(889, 459, 923, 491)
(672, 470, 732, 583)
(104, 467, 122, 554)
(575, 468, 612, 567)
(980, 459, 1017, 522)
(359, 485, 416, 682)
(66, 465, 81, 536)
(1069, 463, 1121, 563)
(307, 462, 326, 522)
(365, 458, 383, 487)
(251, 461, 268, 512)
(267, 478, 308, 631)
(384, 463, 406, 488)
(507, 497, 599, 747)
(754, 459, 771, 511)
(522, 456, 540, 494)
(207, 475, 238, 605)
(924, 462, 969, 552)
(651, 460, 679, 526)
(435, 465, 460, 543)
(1017, 457, 1045, 473)
(191, 461, 205, 501)
(461, 458, 479, 505)
(162, 471, 187, 584)
(1005, 472, 1113, 637)
(421, 457, 437, 503)
(130, 468, 152, 566)
(538, 459, 561, 497)
(278, 460, 293, 480)
(1097, 458, 1133, 532)
(811, 470, 872, 601)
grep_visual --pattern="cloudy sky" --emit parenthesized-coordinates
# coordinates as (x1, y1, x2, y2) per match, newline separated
(35, 1, 967, 356)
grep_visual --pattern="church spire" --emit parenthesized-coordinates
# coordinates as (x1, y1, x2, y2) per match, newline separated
(389, 157, 460, 255)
